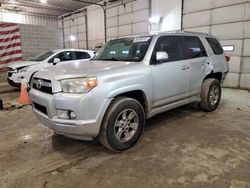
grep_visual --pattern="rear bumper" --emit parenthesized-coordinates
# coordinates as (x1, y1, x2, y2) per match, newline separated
(222, 71, 229, 83)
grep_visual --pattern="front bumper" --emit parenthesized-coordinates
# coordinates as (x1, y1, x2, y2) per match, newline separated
(34, 110, 101, 140)
(7, 78, 21, 88)
(30, 88, 112, 139)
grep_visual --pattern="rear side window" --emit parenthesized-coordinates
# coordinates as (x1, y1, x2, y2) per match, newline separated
(206, 37, 223, 55)
(182, 36, 207, 59)
(75, 52, 91, 60)
(152, 36, 183, 63)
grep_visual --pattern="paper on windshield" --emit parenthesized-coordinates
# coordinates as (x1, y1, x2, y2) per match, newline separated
(133, 37, 151, 43)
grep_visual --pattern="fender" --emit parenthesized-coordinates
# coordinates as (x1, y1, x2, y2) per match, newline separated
(107, 84, 148, 99)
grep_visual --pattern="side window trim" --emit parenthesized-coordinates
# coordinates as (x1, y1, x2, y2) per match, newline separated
(72, 51, 77, 60)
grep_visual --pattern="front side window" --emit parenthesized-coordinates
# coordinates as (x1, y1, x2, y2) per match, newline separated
(75, 52, 91, 60)
(92, 37, 152, 62)
(49, 51, 74, 63)
(31, 51, 55, 61)
(206, 37, 223, 55)
(151, 36, 183, 63)
(182, 36, 207, 59)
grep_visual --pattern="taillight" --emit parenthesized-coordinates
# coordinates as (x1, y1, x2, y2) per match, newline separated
(225, 55, 230, 63)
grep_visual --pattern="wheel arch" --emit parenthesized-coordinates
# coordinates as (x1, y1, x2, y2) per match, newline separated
(203, 72, 223, 83)
(113, 90, 148, 117)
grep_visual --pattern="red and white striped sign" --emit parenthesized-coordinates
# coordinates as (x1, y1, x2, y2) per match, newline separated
(0, 23, 23, 72)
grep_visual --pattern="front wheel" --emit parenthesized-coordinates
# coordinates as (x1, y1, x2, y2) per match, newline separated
(99, 97, 145, 152)
(200, 78, 221, 112)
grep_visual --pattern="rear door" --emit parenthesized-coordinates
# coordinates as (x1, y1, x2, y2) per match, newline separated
(150, 36, 191, 108)
(181, 36, 208, 96)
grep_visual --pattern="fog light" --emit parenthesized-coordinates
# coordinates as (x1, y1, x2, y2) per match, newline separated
(57, 110, 70, 119)
(69, 111, 76, 119)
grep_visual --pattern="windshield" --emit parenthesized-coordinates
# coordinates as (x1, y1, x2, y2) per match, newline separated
(31, 51, 55, 61)
(92, 37, 152, 62)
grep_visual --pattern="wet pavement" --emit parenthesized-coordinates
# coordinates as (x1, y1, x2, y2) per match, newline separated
(0, 84, 250, 188)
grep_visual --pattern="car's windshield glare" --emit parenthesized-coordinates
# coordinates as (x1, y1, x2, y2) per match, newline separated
(93, 37, 152, 62)
(31, 51, 55, 61)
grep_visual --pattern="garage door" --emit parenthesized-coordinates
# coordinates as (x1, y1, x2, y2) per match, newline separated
(182, 0, 250, 90)
(106, 0, 149, 41)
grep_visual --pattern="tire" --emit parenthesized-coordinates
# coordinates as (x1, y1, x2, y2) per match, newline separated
(200, 78, 221, 112)
(99, 97, 145, 152)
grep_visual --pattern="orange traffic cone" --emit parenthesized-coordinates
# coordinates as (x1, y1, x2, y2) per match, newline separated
(19, 79, 31, 106)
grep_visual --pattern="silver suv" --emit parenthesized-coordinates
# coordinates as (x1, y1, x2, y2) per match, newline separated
(30, 31, 230, 151)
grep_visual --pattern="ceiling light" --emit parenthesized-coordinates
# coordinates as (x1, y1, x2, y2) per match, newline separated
(69, 35, 76, 42)
(40, 0, 47, 4)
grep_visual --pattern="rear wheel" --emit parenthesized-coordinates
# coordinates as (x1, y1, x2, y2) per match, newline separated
(200, 78, 221, 112)
(99, 97, 145, 152)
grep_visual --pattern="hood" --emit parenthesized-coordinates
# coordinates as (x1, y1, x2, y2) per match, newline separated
(8, 61, 40, 69)
(35, 60, 133, 80)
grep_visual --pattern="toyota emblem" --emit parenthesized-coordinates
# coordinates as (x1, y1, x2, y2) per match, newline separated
(36, 79, 42, 89)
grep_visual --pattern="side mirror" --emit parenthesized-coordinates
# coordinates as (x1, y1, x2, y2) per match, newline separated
(53, 58, 60, 65)
(156, 51, 169, 62)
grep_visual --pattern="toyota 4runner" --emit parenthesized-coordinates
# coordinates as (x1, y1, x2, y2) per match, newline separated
(30, 31, 230, 151)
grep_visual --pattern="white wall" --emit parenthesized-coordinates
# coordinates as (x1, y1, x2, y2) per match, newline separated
(19, 24, 63, 60)
(183, 0, 250, 90)
(150, 0, 182, 32)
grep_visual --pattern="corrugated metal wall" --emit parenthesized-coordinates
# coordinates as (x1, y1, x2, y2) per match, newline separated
(62, 4, 105, 50)
(182, 0, 250, 90)
(106, 0, 149, 40)
(62, 0, 149, 50)
(63, 12, 88, 49)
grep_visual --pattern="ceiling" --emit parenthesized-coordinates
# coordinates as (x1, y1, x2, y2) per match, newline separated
(0, 0, 104, 17)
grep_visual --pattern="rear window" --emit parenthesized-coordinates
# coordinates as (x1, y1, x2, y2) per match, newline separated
(206, 37, 223, 55)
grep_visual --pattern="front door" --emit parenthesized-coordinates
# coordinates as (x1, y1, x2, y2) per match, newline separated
(151, 36, 191, 109)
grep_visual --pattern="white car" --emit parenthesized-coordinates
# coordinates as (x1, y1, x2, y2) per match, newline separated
(7, 49, 95, 87)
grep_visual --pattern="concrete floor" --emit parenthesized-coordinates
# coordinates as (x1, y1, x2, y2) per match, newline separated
(0, 84, 250, 188)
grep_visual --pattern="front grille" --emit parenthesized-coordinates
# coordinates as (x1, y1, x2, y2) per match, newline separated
(34, 102, 47, 115)
(32, 77, 52, 94)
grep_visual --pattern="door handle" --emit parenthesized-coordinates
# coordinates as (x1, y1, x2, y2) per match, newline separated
(203, 62, 210, 65)
(181, 65, 190, 70)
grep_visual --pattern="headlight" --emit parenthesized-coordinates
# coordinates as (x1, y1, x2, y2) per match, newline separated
(17, 66, 28, 73)
(61, 77, 98, 93)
